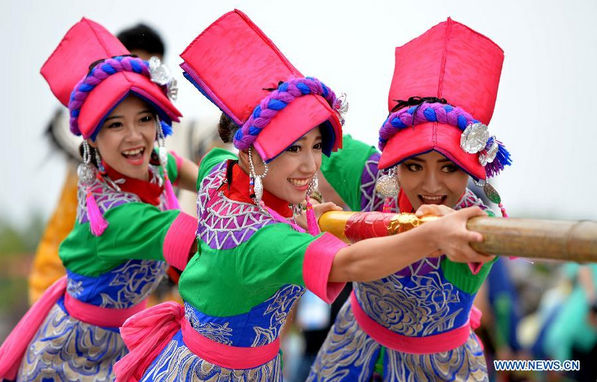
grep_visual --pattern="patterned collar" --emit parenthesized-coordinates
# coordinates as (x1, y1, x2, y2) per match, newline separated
(223, 161, 293, 218)
(103, 162, 164, 206)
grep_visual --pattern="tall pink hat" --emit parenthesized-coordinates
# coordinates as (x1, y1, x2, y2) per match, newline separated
(180, 10, 345, 162)
(41, 18, 181, 140)
(378, 18, 510, 180)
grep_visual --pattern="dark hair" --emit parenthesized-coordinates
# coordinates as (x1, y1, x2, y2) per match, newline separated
(218, 113, 240, 144)
(116, 23, 165, 57)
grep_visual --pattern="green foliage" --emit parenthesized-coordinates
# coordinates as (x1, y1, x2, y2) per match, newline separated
(0, 210, 45, 315)
(0, 210, 45, 257)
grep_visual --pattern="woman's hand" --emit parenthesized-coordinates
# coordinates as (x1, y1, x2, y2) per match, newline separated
(426, 206, 494, 264)
(294, 200, 342, 230)
(415, 204, 455, 217)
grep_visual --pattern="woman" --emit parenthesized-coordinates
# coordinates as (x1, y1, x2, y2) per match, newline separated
(115, 11, 493, 382)
(0, 18, 198, 382)
(308, 18, 511, 382)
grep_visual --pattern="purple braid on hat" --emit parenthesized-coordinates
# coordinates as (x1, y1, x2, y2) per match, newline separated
(379, 102, 477, 150)
(233, 77, 338, 150)
(379, 102, 511, 178)
(68, 56, 151, 136)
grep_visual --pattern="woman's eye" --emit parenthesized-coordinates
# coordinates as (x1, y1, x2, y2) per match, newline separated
(441, 165, 458, 173)
(406, 163, 422, 172)
(107, 122, 122, 129)
(140, 115, 153, 123)
(286, 145, 300, 153)
(313, 142, 323, 150)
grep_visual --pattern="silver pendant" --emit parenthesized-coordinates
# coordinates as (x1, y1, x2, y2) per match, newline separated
(158, 146, 168, 169)
(77, 163, 96, 185)
(375, 173, 399, 198)
(483, 182, 502, 204)
(254, 176, 264, 202)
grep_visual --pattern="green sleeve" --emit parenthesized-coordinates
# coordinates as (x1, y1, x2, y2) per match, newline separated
(236, 224, 317, 298)
(198, 148, 238, 190)
(59, 202, 181, 276)
(95, 202, 181, 263)
(321, 134, 379, 211)
(166, 152, 180, 183)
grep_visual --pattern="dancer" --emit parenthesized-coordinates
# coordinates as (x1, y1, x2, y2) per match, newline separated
(0, 18, 198, 382)
(309, 18, 511, 382)
(29, 22, 170, 305)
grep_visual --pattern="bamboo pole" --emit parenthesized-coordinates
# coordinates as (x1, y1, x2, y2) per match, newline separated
(318, 211, 597, 262)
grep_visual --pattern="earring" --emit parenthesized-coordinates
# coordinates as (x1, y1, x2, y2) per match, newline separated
(78, 141, 96, 185)
(248, 147, 268, 204)
(474, 178, 508, 217)
(155, 117, 180, 210)
(375, 166, 399, 212)
(307, 174, 319, 197)
(94, 148, 105, 174)
(304, 174, 321, 236)
(79, 141, 108, 236)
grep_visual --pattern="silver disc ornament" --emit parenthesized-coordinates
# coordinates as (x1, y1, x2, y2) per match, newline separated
(461, 122, 490, 154)
(375, 168, 399, 198)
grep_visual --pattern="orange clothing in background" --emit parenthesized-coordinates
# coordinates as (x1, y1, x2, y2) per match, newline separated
(28, 167, 77, 305)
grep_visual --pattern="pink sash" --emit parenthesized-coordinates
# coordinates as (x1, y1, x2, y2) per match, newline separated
(115, 302, 281, 382)
(350, 291, 482, 354)
(64, 293, 148, 327)
(0, 276, 67, 381)
(0, 276, 152, 381)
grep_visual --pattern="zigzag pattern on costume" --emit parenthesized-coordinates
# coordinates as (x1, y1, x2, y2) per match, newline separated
(68, 56, 151, 136)
(233, 77, 338, 150)
(378, 102, 512, 178)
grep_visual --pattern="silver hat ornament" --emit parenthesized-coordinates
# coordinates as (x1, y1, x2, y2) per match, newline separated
(460, 122, 490, 154)
(148, 56, 178, 101)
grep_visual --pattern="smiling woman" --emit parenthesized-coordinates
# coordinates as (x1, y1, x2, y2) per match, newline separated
(0, 18, 200, 382)
(309, 18, 511, 382)
(91, 96, 159, 181)
(398, 151, 470, 210)
(240, 126, 324, 205)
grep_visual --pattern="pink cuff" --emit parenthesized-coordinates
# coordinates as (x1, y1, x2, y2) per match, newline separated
(169, 150, 184, 186)
(303, 233, 347, 304)
(164, 213, 197, 271)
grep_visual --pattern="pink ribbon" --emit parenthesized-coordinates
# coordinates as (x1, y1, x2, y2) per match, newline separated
(0, 276, 67, 381)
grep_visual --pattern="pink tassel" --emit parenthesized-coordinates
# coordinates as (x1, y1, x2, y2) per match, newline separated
(498, 202, 509, 218)
(382, 197, 393, 213)
(86, 187, 108, 236)
(163, 175, 180, 210)
(305, 197, 321, 236)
